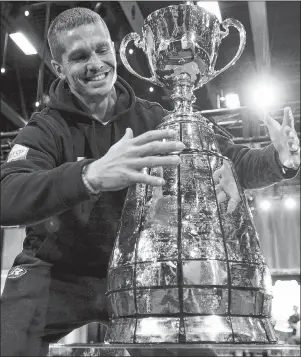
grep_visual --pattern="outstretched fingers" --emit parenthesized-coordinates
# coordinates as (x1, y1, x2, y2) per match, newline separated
(137, 140, 185, 157)
(131, 129, 177, 146)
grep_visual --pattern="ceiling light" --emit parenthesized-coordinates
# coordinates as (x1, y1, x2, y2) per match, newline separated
(284, 197, 297, 210)
(1, 68, 5, 74)
(9, 32, 37, 55)
(24, 10, 30, 16)
(259, 199, 271, 211)
(149, 87, 154, 92)
(225, 93, 240, 109)
(197, 1, 222, 22)
(128, 49, 134, 55)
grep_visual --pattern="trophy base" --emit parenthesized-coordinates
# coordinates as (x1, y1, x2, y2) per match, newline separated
(48, 343, 300, 356)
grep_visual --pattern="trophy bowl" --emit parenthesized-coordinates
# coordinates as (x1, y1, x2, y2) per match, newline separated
(120, 4, 246, 92)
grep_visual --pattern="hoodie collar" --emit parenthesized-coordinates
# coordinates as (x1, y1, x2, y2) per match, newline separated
(47, 75, 136, 125)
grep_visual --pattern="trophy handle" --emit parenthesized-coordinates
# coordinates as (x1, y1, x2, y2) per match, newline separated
(209, 18, 246, 81)
(120, 32, 161, 86)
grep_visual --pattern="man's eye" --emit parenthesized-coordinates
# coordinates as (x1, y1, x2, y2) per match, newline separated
(97, 48, 109, 54)
(73, 54, 87, 61)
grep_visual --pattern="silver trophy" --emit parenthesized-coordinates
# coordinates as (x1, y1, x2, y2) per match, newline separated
(105, 4, 277, 345)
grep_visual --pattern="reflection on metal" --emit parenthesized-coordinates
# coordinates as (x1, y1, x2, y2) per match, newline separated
(0, 99, 27, 128)
(48, 343, 301, 356)
(232, 136, 271, 144)
(0, 130, 21, 139)
(107, 4, 276, 345)
(1, 32, 8, 70)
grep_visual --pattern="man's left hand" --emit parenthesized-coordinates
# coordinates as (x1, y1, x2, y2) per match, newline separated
(264, 107, 300, 170)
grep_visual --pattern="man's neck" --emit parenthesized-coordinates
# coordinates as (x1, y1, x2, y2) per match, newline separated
(71, 87, 117, 124)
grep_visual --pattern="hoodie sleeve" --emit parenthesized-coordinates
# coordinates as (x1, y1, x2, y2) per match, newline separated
(216, 133, 299, 189)
(1, 115, 92, 226)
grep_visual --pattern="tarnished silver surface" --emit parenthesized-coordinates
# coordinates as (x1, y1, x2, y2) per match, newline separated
(106, 3, 276, 346)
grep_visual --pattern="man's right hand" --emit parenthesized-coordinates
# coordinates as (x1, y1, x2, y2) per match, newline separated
(84, 128, 185, 191)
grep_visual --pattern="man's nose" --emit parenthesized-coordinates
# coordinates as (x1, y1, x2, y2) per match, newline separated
(86, 53, 103, 73)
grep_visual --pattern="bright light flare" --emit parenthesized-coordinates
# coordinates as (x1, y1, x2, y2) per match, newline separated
(24, 10, 30, 16)
(9, 32, 37, 55)
(259, 199, 271, 211)
(149, 87, 154, 92)
(225, 93, 240, 109)
(249, 78, 280, 110)
(1, 68, 5, 74)
(128, 48, 134, 55)
(197, 1, 222, 22)
(284, 197, 297, 210)
(35, 101, 40, 107)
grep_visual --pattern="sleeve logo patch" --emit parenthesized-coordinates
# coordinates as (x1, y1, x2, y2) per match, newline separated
(7, 144, 29, 162)
(7, 266, 27, 279)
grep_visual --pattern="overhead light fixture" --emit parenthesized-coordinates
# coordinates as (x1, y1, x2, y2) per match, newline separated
(197, 1, 222, 22)
(9, 32, 37, 55)
(225, 93, 240, 109)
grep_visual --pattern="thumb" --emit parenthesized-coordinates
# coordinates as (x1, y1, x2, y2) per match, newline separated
(282, 107, 295, 129)
(120, 128, 133, 141)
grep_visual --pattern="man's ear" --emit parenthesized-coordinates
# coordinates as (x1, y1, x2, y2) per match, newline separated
(51, 59, 65, 79)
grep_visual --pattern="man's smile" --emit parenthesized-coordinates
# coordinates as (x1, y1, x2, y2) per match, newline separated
(84, 69, 111, 83)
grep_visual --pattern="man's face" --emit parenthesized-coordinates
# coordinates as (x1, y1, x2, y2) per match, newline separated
(53, 21, 117, 102)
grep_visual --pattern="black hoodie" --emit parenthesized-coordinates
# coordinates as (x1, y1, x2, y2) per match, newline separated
(0, 76, 296, 277)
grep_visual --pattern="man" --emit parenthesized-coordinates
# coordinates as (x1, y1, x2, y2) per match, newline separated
(0, 7, 300, 357)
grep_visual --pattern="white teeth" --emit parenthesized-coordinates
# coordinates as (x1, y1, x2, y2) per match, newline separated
(89, 73, 106, 81)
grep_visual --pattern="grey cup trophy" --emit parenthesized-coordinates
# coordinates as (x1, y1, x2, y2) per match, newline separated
(105, 4, 277, 345)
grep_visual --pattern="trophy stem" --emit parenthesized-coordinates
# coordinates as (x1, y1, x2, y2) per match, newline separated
(171, 84, 196, 115)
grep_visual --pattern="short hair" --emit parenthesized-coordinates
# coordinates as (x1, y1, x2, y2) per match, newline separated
(47, 7, 109, 62)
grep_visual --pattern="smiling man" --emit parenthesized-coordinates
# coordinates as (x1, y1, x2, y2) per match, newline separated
(49, 12, 118, 124)
(1, 7, 300, 357)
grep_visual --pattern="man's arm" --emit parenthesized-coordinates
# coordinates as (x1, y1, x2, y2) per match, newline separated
(0, 115, 92, 226)
(216, 134, 298, 189)
(216, 107, 300, 190)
